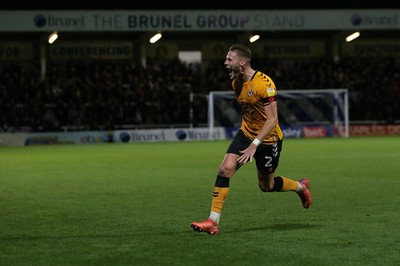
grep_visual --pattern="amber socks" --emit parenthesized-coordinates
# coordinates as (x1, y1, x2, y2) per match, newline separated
(209, 175, 230, 224)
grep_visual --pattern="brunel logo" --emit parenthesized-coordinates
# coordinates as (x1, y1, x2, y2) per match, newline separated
(34, 15, 47, 27)
(33, 14, 85, 28)
(351, 14, 363, 26)
(175, 130, 187, 140)
(351, 13, 398, 27)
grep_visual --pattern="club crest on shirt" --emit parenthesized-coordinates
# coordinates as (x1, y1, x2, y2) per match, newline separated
(248, 90, 253, 97)
(267, 87, 276, 97)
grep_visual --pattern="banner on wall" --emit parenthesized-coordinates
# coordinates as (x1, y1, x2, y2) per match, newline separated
(1, 124, 399, 146)
(23, 131, 113, 146)
(49, 41, 134, 60)
(0, 42, 33, 60)
(262, 41, 325, 58)
(341, 39, 400, 57)
(0, 10, 399, 32)
(349, 124, 400, 136)
(114, 127, 226, 143)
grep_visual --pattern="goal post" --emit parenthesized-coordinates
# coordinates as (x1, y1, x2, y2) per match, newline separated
(207, 89, 349, 140)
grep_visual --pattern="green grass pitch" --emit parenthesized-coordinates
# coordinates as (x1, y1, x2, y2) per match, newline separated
(0, 136, 399, 265)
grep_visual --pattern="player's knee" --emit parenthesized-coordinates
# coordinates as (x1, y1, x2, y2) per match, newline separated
(218, 164, 236, 177)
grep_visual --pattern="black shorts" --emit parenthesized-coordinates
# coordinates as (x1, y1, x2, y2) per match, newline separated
(226, 129, 282, 175)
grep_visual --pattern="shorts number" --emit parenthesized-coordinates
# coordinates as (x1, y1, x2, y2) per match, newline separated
(264, 156, 272, 168)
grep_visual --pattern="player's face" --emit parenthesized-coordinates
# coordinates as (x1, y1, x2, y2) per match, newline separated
(224, 50, 242, 80)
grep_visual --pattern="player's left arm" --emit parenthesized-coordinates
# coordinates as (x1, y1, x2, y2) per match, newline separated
(237, 92, 278, 165)
(237, 102, 278, 164)
(256, 85, 279, 142)
(256, 101, 279, 142)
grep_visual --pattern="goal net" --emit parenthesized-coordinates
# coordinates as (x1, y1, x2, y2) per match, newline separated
(207, 89, 349, 139)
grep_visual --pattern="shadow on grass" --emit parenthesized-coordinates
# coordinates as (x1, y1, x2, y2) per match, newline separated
(0, 224, 322, 241)
(0, 234, 138, 241)
(186, 223, 323, 237)
(223, 223, 322, 234)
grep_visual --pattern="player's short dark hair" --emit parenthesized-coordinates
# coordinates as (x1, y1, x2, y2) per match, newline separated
(229, 44, 252, 61)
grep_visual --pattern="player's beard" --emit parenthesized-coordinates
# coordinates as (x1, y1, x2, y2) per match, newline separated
(233, 73, 245, 98)
(228, 64, 241, 80)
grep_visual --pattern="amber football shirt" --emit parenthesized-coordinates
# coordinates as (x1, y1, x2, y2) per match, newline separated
(232, 71, 283, 144)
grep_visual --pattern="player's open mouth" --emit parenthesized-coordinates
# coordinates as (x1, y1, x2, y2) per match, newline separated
(227, 69, 235, 79)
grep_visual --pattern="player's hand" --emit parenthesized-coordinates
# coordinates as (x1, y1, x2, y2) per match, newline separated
(237, 144, 257, 164)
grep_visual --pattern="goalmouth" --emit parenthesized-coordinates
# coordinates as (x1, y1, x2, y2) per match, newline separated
(207, 89, 349, 140)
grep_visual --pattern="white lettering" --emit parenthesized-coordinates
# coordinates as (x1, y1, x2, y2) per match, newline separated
(131, 132, 166, 142)
(282, 128, 302, 138)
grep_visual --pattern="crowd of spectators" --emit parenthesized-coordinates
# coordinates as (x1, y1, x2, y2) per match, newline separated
(1, 55, 399, 132)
